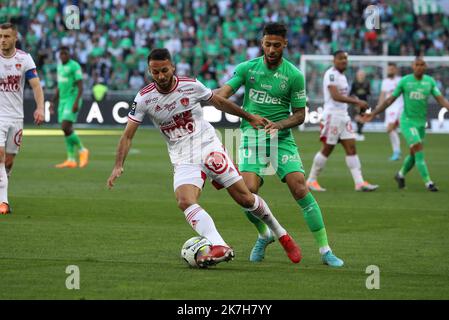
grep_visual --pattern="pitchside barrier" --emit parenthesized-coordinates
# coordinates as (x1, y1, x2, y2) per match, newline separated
(22, 54, 449, 132)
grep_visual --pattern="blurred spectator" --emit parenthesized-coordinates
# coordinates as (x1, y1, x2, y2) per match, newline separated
(129, 69, 145, 90)
(4, 0, 448, 93)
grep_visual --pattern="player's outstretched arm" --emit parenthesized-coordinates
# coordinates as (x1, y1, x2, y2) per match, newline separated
(107, 121, 139, 189)
(329, 85, 368, 109)
(362, 95, 397, 123)
(208, 93, 267, 128)
(264, 108, 305, 134)
(434, 95, 449, 110)
(213, 85, 234, 99)
(28, 77, 45, 125)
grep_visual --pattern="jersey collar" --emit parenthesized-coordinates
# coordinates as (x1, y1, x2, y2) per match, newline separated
(0, 48, 17, 59)
(154, 76, 179, 94)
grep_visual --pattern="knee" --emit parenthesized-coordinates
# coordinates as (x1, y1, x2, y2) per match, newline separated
(291, 182, 309, 200)
(5, 157, 14, 170)
(235, 192, 255, 209)
(346, 146, 357, 156)
(411, 144, 423, 154)
(177, 196, 196, 212)
(62, 127, 73, 136)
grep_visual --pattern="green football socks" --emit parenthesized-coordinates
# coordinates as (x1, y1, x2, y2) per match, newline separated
(67, 132, 85, 151)
(297, 192, 329, 249)
(399, 155, 415, 177)
(244, 210, 271, 239)
(414, 151, 431, 183)
(64, 135, 76, 161)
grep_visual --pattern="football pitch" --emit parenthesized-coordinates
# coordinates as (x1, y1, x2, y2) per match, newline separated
(1, 128, 448, 300)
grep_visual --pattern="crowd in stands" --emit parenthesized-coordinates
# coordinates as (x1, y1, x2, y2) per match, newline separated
(2, 0, 449, 95)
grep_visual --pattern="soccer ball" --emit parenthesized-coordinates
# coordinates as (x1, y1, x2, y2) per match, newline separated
(181, 236, 212, 268)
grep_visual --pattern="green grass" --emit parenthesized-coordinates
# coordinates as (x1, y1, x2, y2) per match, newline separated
(1, 128, 448, 299)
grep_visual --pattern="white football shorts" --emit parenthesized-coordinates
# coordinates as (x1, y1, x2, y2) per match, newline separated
(0, 119, 23, 154)
(173, 141, 242, 191)
(320, 112, 355, 145)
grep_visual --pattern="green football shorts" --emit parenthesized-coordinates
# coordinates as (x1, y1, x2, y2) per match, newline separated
(400, 121, 425, 147)
(238, 137, 305, 183)
(58, 97, 82, 123)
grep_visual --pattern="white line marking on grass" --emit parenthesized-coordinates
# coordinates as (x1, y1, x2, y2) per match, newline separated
(23, 129, 122, 136)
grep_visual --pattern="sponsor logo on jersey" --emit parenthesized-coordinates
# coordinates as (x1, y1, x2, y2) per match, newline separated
(409, 91, 425, 100)
(249, 88, 282, 105)
(248, 69, 265, 75)
(177, 87, 194, 93)
(261, 83, 272, 90)
(145, 97, 159, 105)
(293, 90, 306, 100)
(250, 76, 255, 83)
(4, 65, 12, 71)
(158, 101, 177, 112)
(273, 72, 288, 81)
(180, 97, 190, 107)
(160, 110, 195, 140)
(0, 75, 21, 92)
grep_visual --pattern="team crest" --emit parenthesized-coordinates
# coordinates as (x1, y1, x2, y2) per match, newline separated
(180, 97, 189, 107)
(279, 81, 287, 91)
(205, 152, 228, 174)
(14, 129, 23, 147)
(15, 63, 21, 70)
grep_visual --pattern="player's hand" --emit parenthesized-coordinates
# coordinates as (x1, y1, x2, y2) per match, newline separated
(361, 113, 375, 123)
(264, 120, 281, 136)
(107, 167, 124, 189)
(33, 108, 44, 125)
(72, 100, 79, 113)
(248, 114, 269, 129)
(357, 100, 369, 110)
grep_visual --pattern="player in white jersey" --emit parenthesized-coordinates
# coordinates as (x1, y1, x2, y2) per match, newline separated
(0, 23, 44, 214)
(306, 50, 378, 192)
(377, 63, 403, 161)
(107, 48, 301, 267)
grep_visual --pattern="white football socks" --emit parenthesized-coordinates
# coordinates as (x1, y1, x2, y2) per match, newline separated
(0, 163, 8, 203)
(345, 155, 364, 185)
(246, 194, 287, 239)
(184, 204, 227, 246)
(389, 130, 401, 153)
(308, 152, 328, 182)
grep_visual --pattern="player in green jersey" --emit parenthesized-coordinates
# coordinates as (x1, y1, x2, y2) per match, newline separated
(364, 57, 449, 191)
(215, 23, 343, 267)
(50, 46, 89, 168)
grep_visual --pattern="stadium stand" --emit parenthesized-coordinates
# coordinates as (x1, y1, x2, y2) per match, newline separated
(1, 0, 449, 92)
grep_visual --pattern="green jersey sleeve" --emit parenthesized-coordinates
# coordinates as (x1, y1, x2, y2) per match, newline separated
(73, 62, 83, 81)
(290, 72, 306, 108)
(430, 77, 442, 97)
(392, 77, 404, 98)
(225, 62, 247, 93)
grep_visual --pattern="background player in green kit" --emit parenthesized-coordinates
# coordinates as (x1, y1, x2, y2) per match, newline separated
(364, 57, 449, 191)
(50, 46, 89, 168)
(215, 23, 343, 267)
